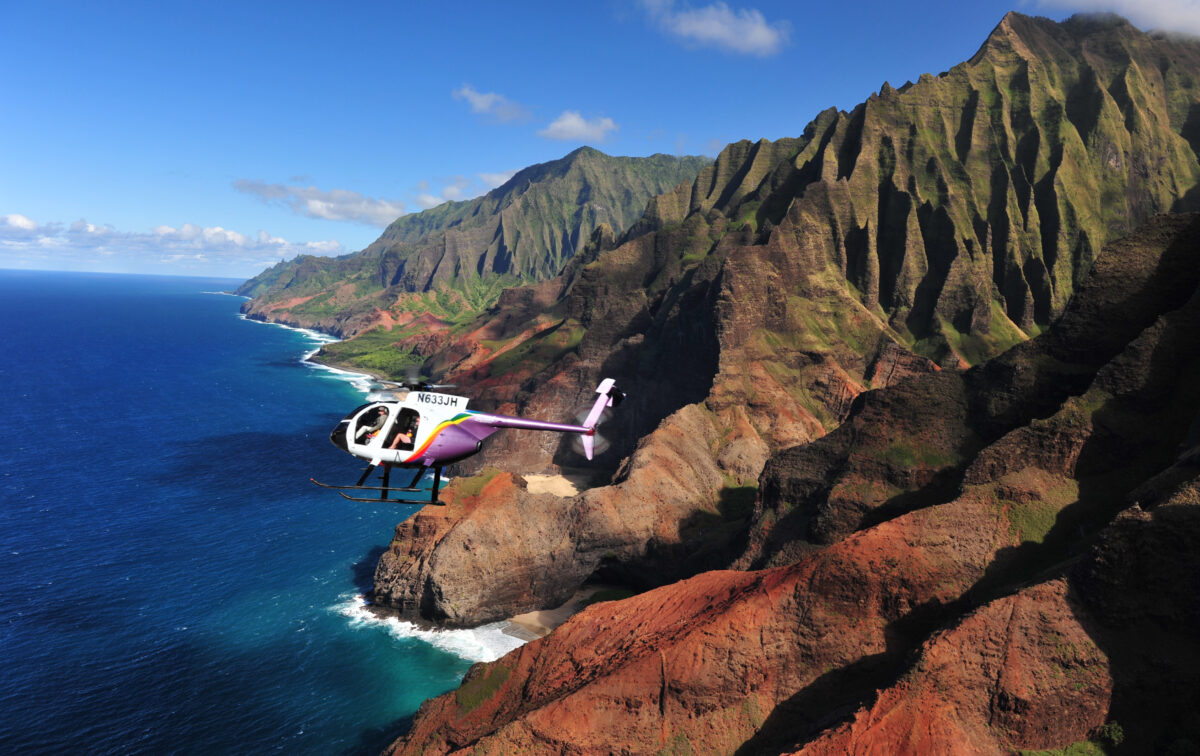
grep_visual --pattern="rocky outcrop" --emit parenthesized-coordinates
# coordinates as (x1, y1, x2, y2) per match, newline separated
(741, 211, 1200, 565)
(795, 579, 1112, 754)
(800, 469, 1200, 755)
(372, 405, 735, 625)
(385, 211, 1200, 754)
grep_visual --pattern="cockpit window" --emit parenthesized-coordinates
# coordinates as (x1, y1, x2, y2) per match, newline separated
(353, 406, 389, 444)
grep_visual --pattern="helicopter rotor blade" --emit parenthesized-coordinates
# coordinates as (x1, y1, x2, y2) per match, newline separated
(570, 432, 611, 457)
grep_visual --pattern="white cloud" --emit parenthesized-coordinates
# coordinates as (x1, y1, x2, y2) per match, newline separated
(478, 170, 517, 189)
(538, 111, 619, 142)
(453, 84, 532, 122)
(440, 177, 471, 202)
(641, 0, 789, 56)
(1035, 0, 1200, 36)
(416, 193, 446, 210)
(3, 213, 37, 231)
(412, 173, 510, 208)
(234, 180, 406, 227)
(0, 213, 345, 277)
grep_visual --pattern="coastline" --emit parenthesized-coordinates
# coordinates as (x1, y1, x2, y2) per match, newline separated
(247, 308, 608, 648)
(504, 584, 625, 639)
(236, 311, 389, 391)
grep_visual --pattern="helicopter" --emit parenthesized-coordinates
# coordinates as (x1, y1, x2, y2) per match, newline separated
(311, 377, 625, 505)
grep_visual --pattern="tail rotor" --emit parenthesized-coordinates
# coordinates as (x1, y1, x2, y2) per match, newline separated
(569, 379, 625, 459)
(569, 404, 612, 457)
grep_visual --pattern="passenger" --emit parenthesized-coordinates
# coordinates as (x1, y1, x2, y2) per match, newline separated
(389, 416, 419, 450)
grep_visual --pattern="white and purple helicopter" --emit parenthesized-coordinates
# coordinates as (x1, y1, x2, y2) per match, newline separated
(311, 377, 625, 505)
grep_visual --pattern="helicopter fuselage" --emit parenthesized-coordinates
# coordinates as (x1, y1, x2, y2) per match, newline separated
(331, 389, 606, 468)
(317, 379, 624, 505)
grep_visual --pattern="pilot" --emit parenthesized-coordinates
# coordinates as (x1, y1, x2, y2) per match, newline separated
(356, 407, 388, 443)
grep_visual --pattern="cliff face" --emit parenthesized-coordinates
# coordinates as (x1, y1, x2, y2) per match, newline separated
(327, 12, 1200, 753)
(740, 208, 1200, 566)
(387, 211, 1200, 755)
(371, 405, 733, 625)
(235, 148, 709, 338)
(369, 12, 1200, 630)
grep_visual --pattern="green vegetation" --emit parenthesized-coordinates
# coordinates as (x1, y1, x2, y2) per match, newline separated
(874, 437, 956, 470)
(488, 318, 586, 377)
(779, 293, 880, 356)
(1017, 722, 1123, 755)
(939, 302, 1032, 366)
(455, 663, 511, 713)
(1004, 497, 1062, 544)
(238, 148, 710, 308)
(999, 478, 1079, 544)
(741, 694, 765, 729)
(316, 325, 423, 378)
(655, 733, 697, 756)
(452, 467, 504, 499)
(1095, 722, 1125, 750)
(395, 274, 525, 329)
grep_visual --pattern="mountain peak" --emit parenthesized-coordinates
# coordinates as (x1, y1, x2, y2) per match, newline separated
(236, 149, 711, 330)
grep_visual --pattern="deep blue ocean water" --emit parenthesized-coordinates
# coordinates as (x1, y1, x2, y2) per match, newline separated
(0, 270, 524, 754)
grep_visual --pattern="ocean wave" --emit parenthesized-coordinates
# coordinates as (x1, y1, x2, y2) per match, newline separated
(237, 313, 339, 344)
(299, 353, 374, 395)
(236, 314, 374, 395)
(334, 594, 526, 663)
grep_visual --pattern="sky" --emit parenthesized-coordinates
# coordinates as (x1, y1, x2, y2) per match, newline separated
(2, 0, 1198, 280)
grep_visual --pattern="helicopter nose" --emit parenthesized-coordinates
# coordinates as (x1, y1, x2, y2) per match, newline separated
(330, 419, 351, 452)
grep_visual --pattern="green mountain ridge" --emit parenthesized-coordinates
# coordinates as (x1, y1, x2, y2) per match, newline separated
(636, 10, 1200, 365)
(235, 147, 710, 336)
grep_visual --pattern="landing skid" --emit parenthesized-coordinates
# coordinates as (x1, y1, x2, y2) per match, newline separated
(309, 479, 423, 493)
(335, 491, 443, 505)
(310, 464, 444, 506)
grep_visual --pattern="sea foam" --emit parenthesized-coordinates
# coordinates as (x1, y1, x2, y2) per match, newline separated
(236, 314, 375, 395)
(335, 594, 526, 663)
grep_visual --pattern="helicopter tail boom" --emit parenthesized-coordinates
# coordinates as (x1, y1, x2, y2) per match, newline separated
(466, 378, 624, 460)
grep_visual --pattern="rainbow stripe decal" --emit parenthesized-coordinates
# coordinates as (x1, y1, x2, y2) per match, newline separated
(401, 411, 477, 463)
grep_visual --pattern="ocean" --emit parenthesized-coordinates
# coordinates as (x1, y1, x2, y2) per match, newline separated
(0, 270, 525, 754)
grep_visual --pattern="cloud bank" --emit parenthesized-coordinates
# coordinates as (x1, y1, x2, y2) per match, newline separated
(0, 214, 343, 277)
(641, 0, 790, 56)
(234, 180, 406, 227)
(538, 111, 619, 141)
(453, 84, 531, 122)
(413, 170, 521, 210)
(1036, 0, 1200, 37)
(478, 170, 518, 189)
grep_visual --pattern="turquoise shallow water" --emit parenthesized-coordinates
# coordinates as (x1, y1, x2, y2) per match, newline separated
(0, 270, 523, 754)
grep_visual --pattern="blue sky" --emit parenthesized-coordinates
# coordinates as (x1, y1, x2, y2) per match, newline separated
(2, 0, 1197, 279)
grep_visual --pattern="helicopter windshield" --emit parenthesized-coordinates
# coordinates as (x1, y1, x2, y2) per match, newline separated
(352, 405, 390, 445)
